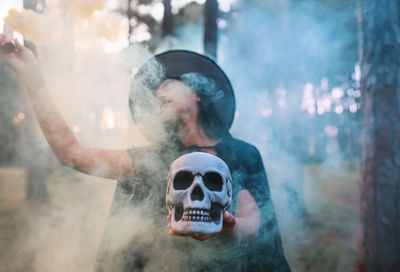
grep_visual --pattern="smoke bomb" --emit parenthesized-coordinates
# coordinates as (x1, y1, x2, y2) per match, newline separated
(1, 39, 15, 54)
(1, 23, 15, 54)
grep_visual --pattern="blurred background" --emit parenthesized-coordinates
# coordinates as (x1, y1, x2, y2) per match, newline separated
(0, 0, 368, 271)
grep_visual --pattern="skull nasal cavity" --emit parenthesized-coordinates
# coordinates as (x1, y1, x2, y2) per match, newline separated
(191, 185, 204, 201)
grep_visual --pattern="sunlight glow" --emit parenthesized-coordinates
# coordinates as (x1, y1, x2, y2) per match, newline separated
(261, 108, 272, 118)
(353, 89, 361, 98)
(301, 83, 316, 114)
(331, 87, 344, 99)
(321, 77, 328, 90)
(72, 125, 80, 134)
(278, 99, 286, 107)
(101, 107, 116, 130)
(335, 105, 344, 114)
(353, 63, 361, 82)
(349, 103, 358, 113)
(130, 23, 151, 43)
(324, 126, 338, 137)
(138, 2, 164, 22)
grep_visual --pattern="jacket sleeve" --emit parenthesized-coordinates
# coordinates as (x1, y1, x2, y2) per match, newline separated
(241, 143, 292, 272)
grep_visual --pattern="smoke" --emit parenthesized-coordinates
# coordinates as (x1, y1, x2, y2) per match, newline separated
(204, 0, 358, 268)
(234, 1, 357, 269)
(180, 72, 223, 101)
(1, 2, 171, 272)
(1, 2, 235, 272)
(4, 2, 127, 46)
(0, 0, 360, 271)
(58, 0, 105, 18)
(4, 8, 50, 43)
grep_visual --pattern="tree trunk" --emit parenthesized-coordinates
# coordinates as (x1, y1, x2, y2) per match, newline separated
(127, 0, 134, 43)
(357, 0, 400, 271)
(203, 0, 218, 59)
(23, 0, 37, 54)
(162, 0, 173, 37)
(23, 0, 51, 205)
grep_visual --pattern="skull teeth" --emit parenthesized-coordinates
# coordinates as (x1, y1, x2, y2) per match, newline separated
(182, 215, 212, 222)
(181, 208, 211, 222)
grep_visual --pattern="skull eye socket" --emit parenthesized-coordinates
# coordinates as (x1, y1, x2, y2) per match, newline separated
(203, 172, 223, 191)
(173, 171, 194, 190)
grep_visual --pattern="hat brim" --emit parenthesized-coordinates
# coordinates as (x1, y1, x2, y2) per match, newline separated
(129, 50, 235, 142)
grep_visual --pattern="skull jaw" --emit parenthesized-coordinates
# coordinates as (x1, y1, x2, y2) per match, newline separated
(171, 217, 223, 235)
(171, 220, 222, 235)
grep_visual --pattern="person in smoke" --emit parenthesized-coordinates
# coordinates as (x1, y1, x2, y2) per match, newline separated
(0, 26, 291, 271)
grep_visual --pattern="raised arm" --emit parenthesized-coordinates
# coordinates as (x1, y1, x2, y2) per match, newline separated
(0, 25, 133, 180)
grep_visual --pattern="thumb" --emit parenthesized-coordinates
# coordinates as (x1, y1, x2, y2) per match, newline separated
(223, 211, 236, 228)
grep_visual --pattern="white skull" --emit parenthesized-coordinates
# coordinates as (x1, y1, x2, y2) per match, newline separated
(166, 152, 232, 235)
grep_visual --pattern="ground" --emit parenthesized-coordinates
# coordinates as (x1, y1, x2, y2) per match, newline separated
(288, 163, 360, 272)
(0, 163, 360, 272)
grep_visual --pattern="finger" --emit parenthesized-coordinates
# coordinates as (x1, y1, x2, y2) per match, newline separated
(168, 230, 188, 237)
(223, 211, 236, 227)
(14, 38, 24, 50)
(167, 223, 187, 237)
(190, 234, 213, 241)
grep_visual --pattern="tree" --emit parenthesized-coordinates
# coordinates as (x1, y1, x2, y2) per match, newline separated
(23, 0, 51, 205)
(162, 0, 173, 37)
(203, 0, 218, 59)
(357, 0, 400, 271)
(122, 0, 159, 49)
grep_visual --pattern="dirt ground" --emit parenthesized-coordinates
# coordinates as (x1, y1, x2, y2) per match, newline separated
(0, 167, 115, 272)
(287, 164, 360, 272)
(0, 164, 360, 272)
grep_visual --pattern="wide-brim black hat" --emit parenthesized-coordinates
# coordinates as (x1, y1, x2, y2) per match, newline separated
(129, 50, 235, 142)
